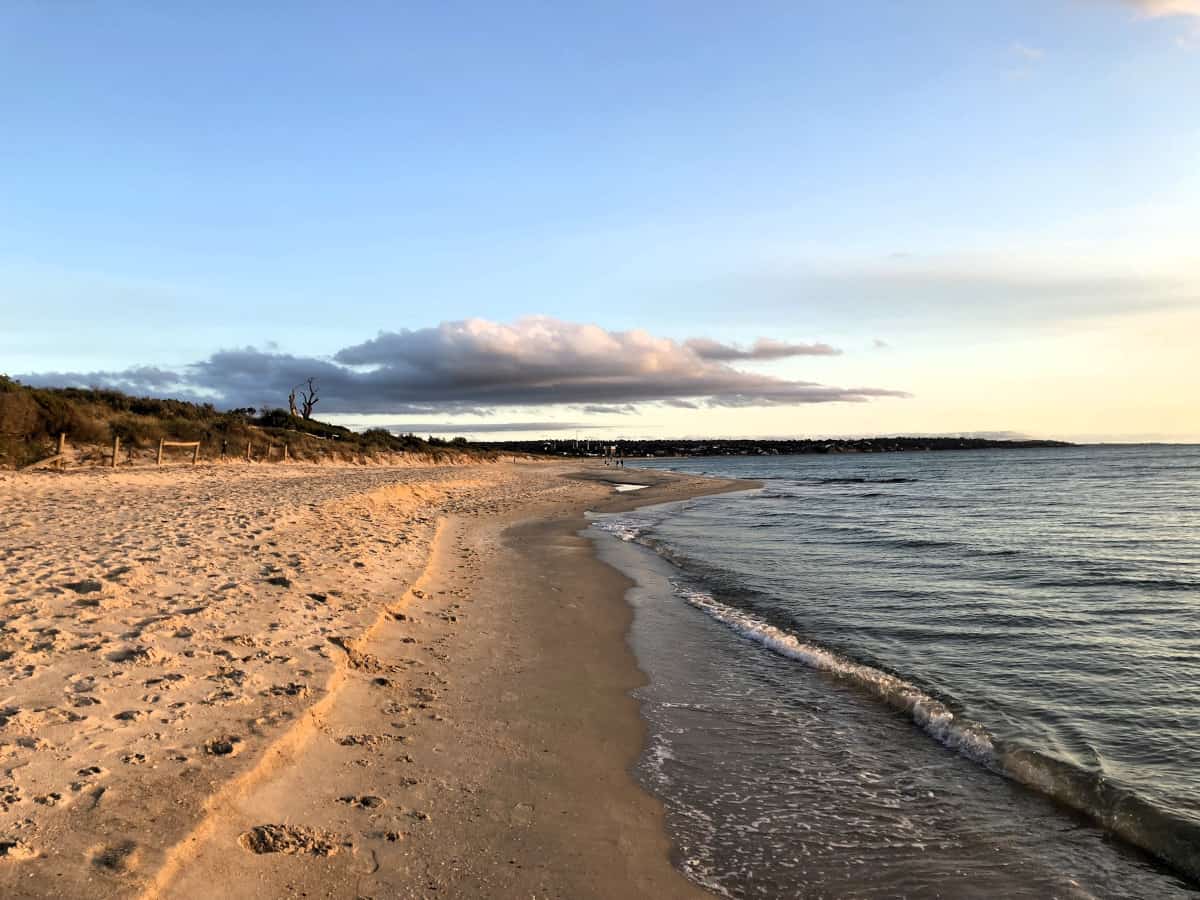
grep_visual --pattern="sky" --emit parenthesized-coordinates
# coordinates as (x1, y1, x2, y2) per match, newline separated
(2, 1, 1197, 442)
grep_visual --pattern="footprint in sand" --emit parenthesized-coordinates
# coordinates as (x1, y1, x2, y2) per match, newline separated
(90, 840, 139, 875)
(0, 839, 37, 861)
(203, 735, 242, 756)
(262, 682, 309, 698)
(238, 824, 344, 857)
(337, 795, 385, 809)
(63, 579, 104, 595)
(0, 784, 23, 811)
(106, 646, 163, 666)
(510, 803, 535, 825)
(337, 733, 396, 748)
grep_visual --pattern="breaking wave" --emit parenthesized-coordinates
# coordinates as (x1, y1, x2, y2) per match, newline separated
(675, 583, 1200, 884)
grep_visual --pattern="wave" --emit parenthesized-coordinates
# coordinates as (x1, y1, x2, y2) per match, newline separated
(1033, 576, 1199, 592)
(590, 505, 1200, 882)
(1000, 747, 1200, 883)
(675, 584, 1200, 885)
(809, 476, 919, 484)
(878, 537, 959, 550)
(675, 585, 996, 763)
(591, 511, 672, 544)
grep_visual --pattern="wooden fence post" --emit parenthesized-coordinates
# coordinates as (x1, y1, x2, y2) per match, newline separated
(156, 440, 202, 465)
(246, 442, 252, 462)
(283, 443, 289, 462)
(57, 433, 66, 471)
(112, 435, 120, 468)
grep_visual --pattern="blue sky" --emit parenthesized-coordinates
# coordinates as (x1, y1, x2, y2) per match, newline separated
(2, 1, 1197, 440)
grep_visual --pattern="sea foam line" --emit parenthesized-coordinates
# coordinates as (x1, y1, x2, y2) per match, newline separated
(672, 583, 1200, 884)
(673, 584, 997, 766)
(592, 515, 1200, 882)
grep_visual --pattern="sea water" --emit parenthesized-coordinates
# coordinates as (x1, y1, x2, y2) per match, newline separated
(589, 445, 1200, 898)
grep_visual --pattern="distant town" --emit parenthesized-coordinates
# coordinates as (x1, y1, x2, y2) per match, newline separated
(477, 436, 1073, 458)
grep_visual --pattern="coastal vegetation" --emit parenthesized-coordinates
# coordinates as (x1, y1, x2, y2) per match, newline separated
(0, 376, 477, 468)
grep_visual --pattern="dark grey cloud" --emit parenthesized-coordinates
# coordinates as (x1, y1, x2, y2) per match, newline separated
(20, 365, 195, 393)
(349, 421, 604, 435)
(684, 337, 841, 361)
(579, 404, 637, 415)
(18, 316, 906, 414)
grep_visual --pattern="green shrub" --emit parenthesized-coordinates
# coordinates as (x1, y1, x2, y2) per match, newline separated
(0, 380, 496, 467)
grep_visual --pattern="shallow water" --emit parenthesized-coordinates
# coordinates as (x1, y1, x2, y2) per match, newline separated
(589, 445, 1200, 897)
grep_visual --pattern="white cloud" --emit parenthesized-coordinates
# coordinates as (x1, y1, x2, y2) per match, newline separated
(18, 317, 906, 414)
(1123, 0, 1200, 17)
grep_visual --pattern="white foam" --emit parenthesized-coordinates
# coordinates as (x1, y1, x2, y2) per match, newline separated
(592, 516, 644, 542)
(674, 584, 997, 766)
(613, 483, 650, 492)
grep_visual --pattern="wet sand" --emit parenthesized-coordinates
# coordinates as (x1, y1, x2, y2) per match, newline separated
(0, 460, 750, 898)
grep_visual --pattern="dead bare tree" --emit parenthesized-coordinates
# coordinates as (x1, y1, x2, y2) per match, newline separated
(298, 378, 319, 419)
(287, 386, 299, 418)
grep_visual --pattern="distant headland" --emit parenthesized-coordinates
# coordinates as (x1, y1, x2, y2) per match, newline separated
(479, 436, 1073, 458)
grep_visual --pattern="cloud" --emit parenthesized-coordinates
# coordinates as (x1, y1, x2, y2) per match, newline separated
(1122, 0, 1200, 17)
(346, 421, 604, 435)
(683, 337, 841, 361)
(703, 258, 1194, 327)
(1011, 42, 1045, 60)
(579, 404, 638, 415)
(18, 316, 906, 414)
(1118, 2, 1200, 48)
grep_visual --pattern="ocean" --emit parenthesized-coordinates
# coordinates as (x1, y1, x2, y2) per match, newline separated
(587, 445, 1200, 898)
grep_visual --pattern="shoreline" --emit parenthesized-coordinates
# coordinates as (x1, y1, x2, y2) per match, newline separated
(582, 452, 1200, 896)
(0, 460, 752, 898)
(153, 466, 756, 898)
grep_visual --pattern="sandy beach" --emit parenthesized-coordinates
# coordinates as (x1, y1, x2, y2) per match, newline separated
(0, 459, 749, 898)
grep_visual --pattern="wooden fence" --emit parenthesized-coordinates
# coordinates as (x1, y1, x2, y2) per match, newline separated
(157, 438, 201, 466)
(20, 433, 67, 471)
(241, 441, 289, 462)
(19, 434, 292, 472)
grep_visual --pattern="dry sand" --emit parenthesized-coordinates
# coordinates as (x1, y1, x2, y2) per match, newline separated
(0, 459, 750, 898)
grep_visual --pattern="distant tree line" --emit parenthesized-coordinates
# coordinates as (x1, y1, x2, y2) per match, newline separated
(475, 436, 1073, 458)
